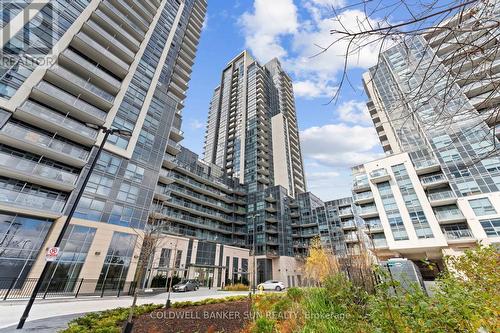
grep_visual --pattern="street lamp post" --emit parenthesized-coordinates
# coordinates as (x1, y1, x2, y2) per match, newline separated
(17, 126, 132, 329)
(166, 238, 179, 308)
(250, 214, 260, 295)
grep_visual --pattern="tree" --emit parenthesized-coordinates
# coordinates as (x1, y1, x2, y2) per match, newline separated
(303, 237, 340, 286)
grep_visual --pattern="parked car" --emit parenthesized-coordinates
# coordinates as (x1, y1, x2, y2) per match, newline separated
(186, 279, 200, 290)
(257, 280, 286, 291)
(172, 280, 198, 292)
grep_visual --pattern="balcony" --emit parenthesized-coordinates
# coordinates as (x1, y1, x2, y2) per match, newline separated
(373, 238, 388, 249)
(166, 139, 181, 155)
(162, 155, 177, 170)
(265, 216, 278, 223)
(414, 159, 441, 175)
(91, 10, 141, 52)
(428, 190, 457, 206)
(353, 191, 374, 204)
(338, 208, 353, 218)
(0, 122, 89, 167)
(31, 82, 107, 125)
(169, 127, 184, 142)
(345, 234, 359, 243)
(352, 180, 370, 193)
(265, 195, 276, 203)
(265, 204, 277, 213)
(16, 101, 98, 146)
(365, 222, 384, 233)
(0, 185, 66, 215)
(443, 229, 475, 243)
(71, 32, 129, 78)
(358, 205, 379, 218)
(369, 168, 390, 183)
(435, 209, 466, 224)
(258, 176, 270, 184)
(45, 65, 115, 110)
(342, 220, 357, 230)
(0, 151, 78, 191)
(420, 174, 448, 189)
(290, 211, 300, 218)
(158, 168, 175, 185)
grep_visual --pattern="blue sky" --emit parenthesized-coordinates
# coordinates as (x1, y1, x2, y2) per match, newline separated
(181, 0, 384, 201)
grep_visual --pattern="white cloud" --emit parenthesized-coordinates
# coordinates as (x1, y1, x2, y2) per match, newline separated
(301, 123, 383, 167)
(293, 79, 337, 99)
(240, 2, 384, 98)
(239, 0, 298, 63)
(189, 119, 205, 129)
(337, 100, 371, 124)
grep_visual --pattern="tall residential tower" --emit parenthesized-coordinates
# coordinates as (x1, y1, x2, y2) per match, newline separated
(0, 0, 207, 293)
(203, 51, 306, 198)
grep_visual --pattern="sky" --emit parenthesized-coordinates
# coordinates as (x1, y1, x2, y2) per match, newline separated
(181, 0, 385, 201)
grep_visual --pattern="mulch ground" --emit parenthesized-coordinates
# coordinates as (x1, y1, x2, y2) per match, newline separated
(131, 300, 251, 333)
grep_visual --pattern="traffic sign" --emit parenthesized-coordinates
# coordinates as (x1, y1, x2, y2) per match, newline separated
(45, 247, 59, 262)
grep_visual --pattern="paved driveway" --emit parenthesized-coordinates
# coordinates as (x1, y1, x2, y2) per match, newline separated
(0, 288, 249, 332)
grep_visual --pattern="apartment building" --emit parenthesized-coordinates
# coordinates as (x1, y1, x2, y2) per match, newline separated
(353, 4, 500, 278)
(0, 0, 207, 293)
(203, 50, 306, 197)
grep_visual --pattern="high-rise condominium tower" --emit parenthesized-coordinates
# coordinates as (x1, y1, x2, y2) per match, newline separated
(351, 4, 500, 280)
(203, 51, 306, 198)
(0, 0, 206, 293)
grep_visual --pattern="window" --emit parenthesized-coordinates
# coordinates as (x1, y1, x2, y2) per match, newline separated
(480, 219, 500, 237)
(0, 213, 52, 285)
(469, 198, 496, 216)
(159, 248, 171, 267)
(96, 232, 137, 291)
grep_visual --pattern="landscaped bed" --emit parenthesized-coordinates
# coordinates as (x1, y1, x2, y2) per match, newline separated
(132, 299, 250, 333)
(60, 296, 251, 333)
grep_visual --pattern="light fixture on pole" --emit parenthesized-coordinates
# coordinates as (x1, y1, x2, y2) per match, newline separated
(17, 125, 132, 329)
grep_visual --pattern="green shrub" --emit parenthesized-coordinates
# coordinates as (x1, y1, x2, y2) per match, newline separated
(171, 295, 248, 308)
(60, 304, 163, 333)
(286, 287, 303, 302)
(252, 317, 276, 333)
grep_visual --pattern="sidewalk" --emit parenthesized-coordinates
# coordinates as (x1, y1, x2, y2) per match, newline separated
(0, 288, 249, 332)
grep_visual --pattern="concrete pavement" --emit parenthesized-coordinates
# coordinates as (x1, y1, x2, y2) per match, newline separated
(0, 288, 249, 332)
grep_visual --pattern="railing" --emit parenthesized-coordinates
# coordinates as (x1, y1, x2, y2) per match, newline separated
(435, 209, 465, 221)
(339, 208, 353, 216)
(428, 191, 455, 202)
(0, 278, 136, 300)
(414, 159, 439, 170)
(19, 101, 99, 140)
(353, 180, 370, 190)
(370, 168, 388, 178)
(2, 122, 89, 162)
(358, 206, 378, 215)
(354, 191, 373, 201)
(444, 229, 473, 240)
(420, 174, 447, 185)
(373, 238, 388, 248)
(0, 187, 66, 213)
(0, 151, 78, 186)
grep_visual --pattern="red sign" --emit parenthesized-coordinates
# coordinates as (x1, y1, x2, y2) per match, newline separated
(45, 247, 59, 262)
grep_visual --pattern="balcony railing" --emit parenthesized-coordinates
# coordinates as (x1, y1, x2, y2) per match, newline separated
(428, 191, 455, 202)
(414, 159, 440, 170)
(370, 168, 388, 178)
(354, 191, 373, 201)
(1, 122, 89, 162)
(435, 209, 465, 222)
(373, 238, 388, 248)
(18, 101, 98, 142)
(444, 229, 473, 240)
(420, 174, 447, 186)
(0, 187, 66, 213)
(0, 151, 78, 186)
(358, 206, 378, 215)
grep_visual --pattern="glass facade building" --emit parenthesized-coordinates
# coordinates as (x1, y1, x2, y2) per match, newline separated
(0, 0, 207, 292)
